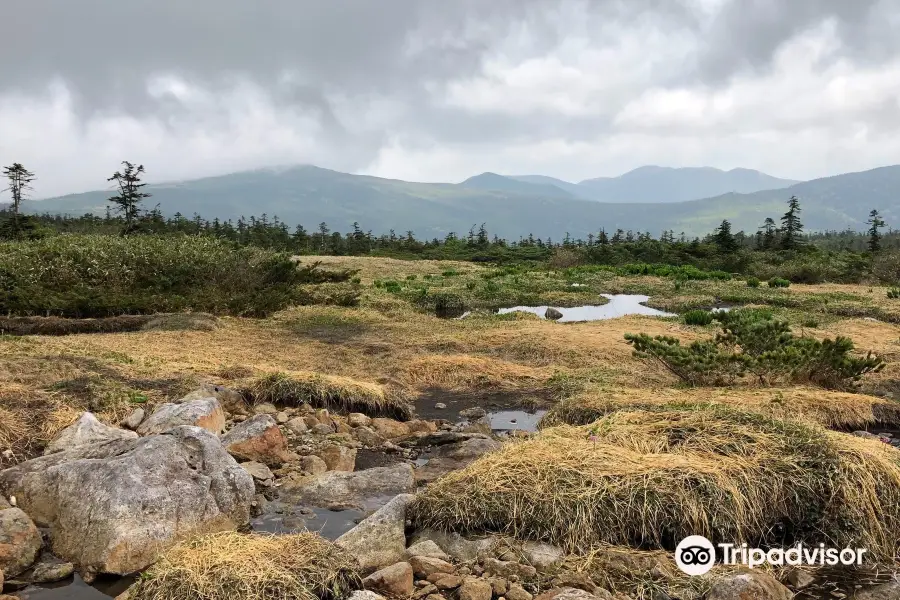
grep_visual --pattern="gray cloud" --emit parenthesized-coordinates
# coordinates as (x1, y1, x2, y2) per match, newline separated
(1, 0, 899, 196)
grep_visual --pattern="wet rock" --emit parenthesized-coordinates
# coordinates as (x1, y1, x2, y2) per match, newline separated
(707, 570, 792, 600)
(137, 397, 225, 435)
(240, 461, 274, 482)
(45, 412, 138, 455)
(0, 508, 41, 577)
(337, 493, 414, 573)
(507, 584, 534, 600)
(459, 407, 486, 420)
(410, 556, 455, 579)
(363, 561, 414, 598)
(253, 402, 278, 415)
(410, 529, 495, 562)
(482, 558, 537, 581)
(354, 426, 385, 447)
(545, 308, 563, 320)
(297, 455, 329, 475)
(459, 578, 493, 600)
(29, 559, 75, 583)
(0, 426, 254, 575)
(285, 417, 308, 436)
(350, 591, 388, 600)
(406, 540, 451, 562)
(280, 463, 415, 510)
(435, 403, 447, 410)
(120, 408, 145, 431)
(318, 445, 357, 472)
(221, 414, 292, 466)
(523, 541, 565, 571)
(416, 432, 491, 447)
(349, 413, 372, 428)
(371, 418, 411, 440)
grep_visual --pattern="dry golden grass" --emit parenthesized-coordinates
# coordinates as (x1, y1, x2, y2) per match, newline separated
(308, 255, 480, 284)
(410, 406, 900, 561)
(243, 371, 411, 419)
(541, 385, 900, 430)
(131, 531, 361, 600)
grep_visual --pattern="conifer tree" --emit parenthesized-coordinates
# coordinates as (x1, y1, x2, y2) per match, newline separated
(866, 209, 885, 253)
(780, 196, 804, 250)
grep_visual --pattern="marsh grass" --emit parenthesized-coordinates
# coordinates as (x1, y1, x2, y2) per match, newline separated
(244, 371, 412, 419)
(411, 406, 900, 561)
(131, 532, 361, 600)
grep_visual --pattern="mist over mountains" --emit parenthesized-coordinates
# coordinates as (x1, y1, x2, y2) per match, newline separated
(28, 165, 899, 240)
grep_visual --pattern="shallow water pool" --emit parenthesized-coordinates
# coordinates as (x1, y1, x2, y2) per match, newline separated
(497, 294, 675, 322)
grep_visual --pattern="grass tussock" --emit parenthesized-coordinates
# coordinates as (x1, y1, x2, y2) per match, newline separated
(131, 531, 361, 600)
(540, 386, 900, 431)
(0, 313, 219, 336)
(244, 371, 412, 419)
(410, 406, 900, 561)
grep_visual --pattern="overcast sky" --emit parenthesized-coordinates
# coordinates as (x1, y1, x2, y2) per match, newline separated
(2, 0, 899, 197)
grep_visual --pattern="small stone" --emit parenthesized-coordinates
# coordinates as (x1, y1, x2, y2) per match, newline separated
(459, 578, 493, 600)
(507, 584, 533, 600)
(786, 568, 815, 590)
(275, 411, 290, 424)
(407, 420, 438, 434)
(253, 403, 278, 415)
(407, 540, 451, 562)
(348, 413, 372, 428)
(221, 414, 292, 466)
(240, 461, 274, 482)
(522, 541, 565, 571)
(349, 591, 388, 600)
(432, 574, 464, 589)
(297, 455, 329, 475)
(545, 307, 564, 320)
(0, 508, 42, 577)
(409, 556, 455, 579)
(363, 562, 414, 598)
(318, 445, 357, 471)
(354, 426, 385, 447)
(482, 558, 537, 581)
(29, 560, 75, 584)
(426, 595, 447, 600)
(435, 403, 447, 410)
(414, 583, 438, 598)
(312, 423, 334, 435)
(371, 418, 412, 440)
(120, 408, 145, 431)
(490, 578, 510, 596)
(285, 417, 308, 436)
(315, 408, 331, 423)
(707, 571, 792, 600)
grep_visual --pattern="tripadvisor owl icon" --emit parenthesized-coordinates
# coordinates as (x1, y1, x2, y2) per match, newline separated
(675, 535, 716, 576)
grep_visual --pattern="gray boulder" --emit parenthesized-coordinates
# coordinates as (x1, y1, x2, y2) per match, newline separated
(44, 412, 137, 455)
(545, 308, 564, 320)
(406, 540, 450, 562)
(279, 463, 415, 510)
(336, 494, 414, 573)
(409, 529, 495, 562)
(137, 397, 225, 435)
(0, 507, 42, 577)
(415, 437, 501, 484)
(0, 426, 254, 575)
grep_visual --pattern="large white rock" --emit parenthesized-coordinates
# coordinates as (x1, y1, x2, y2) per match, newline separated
(336, 494, 415, 573)
(0, 426, 254, 575)
(137, 397, 225, 436)
(44, 412, 138, 455)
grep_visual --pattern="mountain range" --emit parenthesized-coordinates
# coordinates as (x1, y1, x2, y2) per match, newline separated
(26, 165, 899, 239)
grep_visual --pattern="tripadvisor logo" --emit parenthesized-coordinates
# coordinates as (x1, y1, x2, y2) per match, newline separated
(675, 536, 868, 576)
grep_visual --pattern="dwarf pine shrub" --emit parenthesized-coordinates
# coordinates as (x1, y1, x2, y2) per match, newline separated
(747, 277, 760, 288)
(683, 310, 714, 326)
(626, 309, 883, 390)
(768, 277, 791, 288)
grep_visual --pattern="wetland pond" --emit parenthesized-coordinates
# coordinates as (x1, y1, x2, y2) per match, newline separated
(495, 294, 675, 322)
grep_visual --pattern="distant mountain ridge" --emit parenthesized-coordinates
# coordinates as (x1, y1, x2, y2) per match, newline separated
(26, 164, 899, 239)
(507, 166, 799, 203)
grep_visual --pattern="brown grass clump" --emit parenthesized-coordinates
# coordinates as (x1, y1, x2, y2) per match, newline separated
(0, 315, 155, 336)
(540, 386, 900, 430)
(410, 406, 900, 561)
(130, 531, 361, 600)
(140, 313, 220, 332)
(244, 371, 412, 419)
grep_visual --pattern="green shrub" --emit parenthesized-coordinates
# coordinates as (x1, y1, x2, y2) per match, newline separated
(768, 277, 791, 288)
(801, 319, 819, 328)
(382, 280, 402, 294)
(406, 275, 417, 281)
(0, 234, 355, 317)
(442, 269, 459, 277)
(888, 288, 900, 299)
(747, 277, 760, 288)
(683, 310, 714, 326)
(466, 281, 477, 290)
(626, 309, 883, 390)
(420, 292, 466, 318)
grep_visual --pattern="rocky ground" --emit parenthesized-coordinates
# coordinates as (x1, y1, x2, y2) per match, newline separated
(2, 382, 898, 600)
